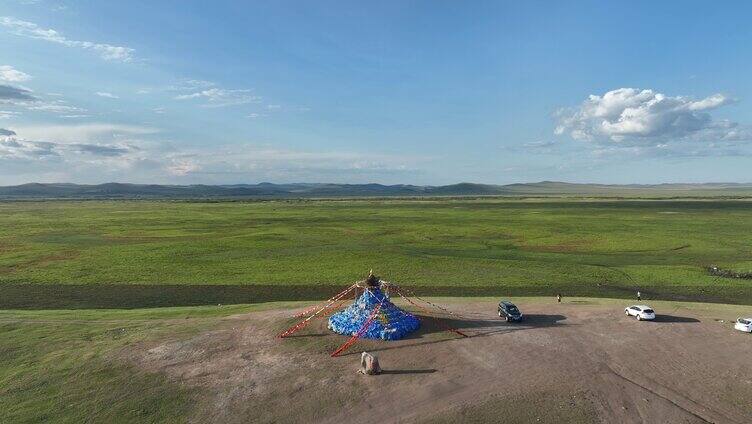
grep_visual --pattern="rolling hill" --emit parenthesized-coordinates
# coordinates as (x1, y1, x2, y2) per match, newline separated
(2, 181, 752, 199)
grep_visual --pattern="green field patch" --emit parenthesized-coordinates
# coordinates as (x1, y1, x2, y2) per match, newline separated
(30, 233, 112, 247)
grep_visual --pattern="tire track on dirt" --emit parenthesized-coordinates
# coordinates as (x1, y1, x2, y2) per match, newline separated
(603, 362, 739, 423)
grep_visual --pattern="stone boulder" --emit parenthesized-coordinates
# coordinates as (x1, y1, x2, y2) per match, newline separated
(359, 351, 381, 375)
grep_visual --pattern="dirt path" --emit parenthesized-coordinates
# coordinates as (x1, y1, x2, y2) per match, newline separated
(123, 299, 752, 423)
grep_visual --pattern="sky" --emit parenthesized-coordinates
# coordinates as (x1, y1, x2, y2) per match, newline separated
(1, 0, 752, 186)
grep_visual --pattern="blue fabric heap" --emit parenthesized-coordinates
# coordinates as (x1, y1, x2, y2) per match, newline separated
(328, 287, 420, 340)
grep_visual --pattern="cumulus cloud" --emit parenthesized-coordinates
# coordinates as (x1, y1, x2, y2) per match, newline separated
(555, 88, 748, 143)
(0, 65, 31, 82)
(0, 128, 16, 136)
(175, 88, 261, 108)
(0, 17, 134, 62)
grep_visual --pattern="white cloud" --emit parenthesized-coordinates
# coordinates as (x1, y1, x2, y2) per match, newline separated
(0, 124, 165, 186)
(161, 146, 418, 181)
(590, 140, 748, 159)
(0, 121, 425, 184)
(0, 65, 31, 82)
(26, 100, 85, 114)
(0, 83, 89, 117)
(11, 123, 157, 143)
(0, 80, 90, 117)
(555, 88, 746, 143)
(0, 17, 134, 62)
(0, 127, 133, 160)
(95, 91, 119, 99)
(0, 110, 20, 119)
(175, 88, 261, 108)
(167, 158, 200, 176)
(168, 79, 215, 91)
(0, 124, 421, 184)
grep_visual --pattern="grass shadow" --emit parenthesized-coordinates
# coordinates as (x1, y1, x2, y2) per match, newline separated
(2, 284, 750, 310)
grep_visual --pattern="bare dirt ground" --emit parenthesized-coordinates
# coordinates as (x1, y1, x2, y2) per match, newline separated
(124, 298, 752, 423)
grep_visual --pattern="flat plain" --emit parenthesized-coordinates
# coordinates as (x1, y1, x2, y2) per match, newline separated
(1, 199, 751, 306)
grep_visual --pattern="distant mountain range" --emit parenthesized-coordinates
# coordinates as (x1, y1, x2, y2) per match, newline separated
(2, 181, 752, 199)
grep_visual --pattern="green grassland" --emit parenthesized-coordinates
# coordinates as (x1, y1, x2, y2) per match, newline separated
(1, 199, 752, 306)
(0, 302, 290, 424)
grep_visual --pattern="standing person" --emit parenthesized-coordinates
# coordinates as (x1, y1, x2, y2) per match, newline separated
(557, 293, 562, 303)
(637, 291, 641, 301)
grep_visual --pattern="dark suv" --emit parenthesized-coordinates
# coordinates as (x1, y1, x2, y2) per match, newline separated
(498, 300, 523, 322)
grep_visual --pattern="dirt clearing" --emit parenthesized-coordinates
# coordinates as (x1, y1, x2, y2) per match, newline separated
(124, 298, 752, 423)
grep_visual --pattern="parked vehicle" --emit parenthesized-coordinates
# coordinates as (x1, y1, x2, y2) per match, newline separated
(735, 317, 752, 333)
(498, 300, 523, 322)
(625, 305, 656, 321)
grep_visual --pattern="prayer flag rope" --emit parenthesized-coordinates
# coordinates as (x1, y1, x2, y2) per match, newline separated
(330, 300, 384, 357)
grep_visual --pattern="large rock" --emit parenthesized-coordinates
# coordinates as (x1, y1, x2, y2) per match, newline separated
(359, 351, 381, 375)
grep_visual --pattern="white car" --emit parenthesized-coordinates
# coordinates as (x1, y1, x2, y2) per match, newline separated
(735, 318, 752, 333)
(625, 305, 656, 321)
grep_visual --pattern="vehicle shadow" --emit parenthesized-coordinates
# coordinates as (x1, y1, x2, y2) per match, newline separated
(453, 314, 569, 338)
(652, 315, 700, 323)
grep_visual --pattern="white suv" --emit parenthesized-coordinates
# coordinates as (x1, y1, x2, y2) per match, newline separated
(735, 318, 752, 333)
(625, 305, 656, 321)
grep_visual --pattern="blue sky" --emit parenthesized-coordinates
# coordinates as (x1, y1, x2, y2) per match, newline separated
(1, 0, 752, 185)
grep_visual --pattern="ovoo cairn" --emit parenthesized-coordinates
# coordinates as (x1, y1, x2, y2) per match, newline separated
(278, 271, 466, 357)
(327, 272, 420, 340)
